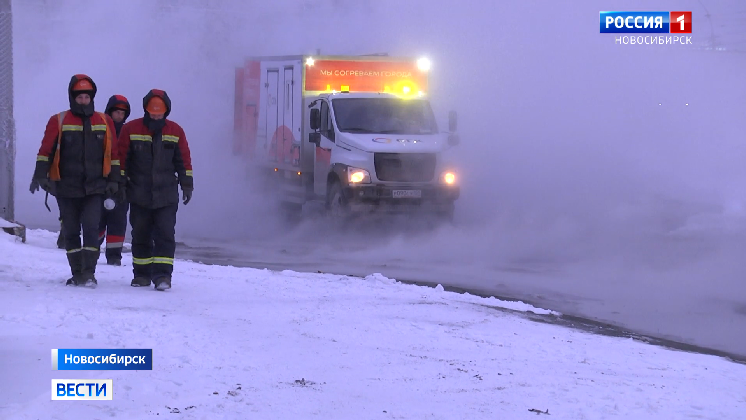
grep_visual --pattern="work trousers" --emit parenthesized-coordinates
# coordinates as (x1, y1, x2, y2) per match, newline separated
(57, 194, 103, 277)
(99, 201, 129, 261)
(129, 202, 178, 280)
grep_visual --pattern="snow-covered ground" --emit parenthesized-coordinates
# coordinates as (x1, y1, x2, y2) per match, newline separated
(0, 227, 744, 419)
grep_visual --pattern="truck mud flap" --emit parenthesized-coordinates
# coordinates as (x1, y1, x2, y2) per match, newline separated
(280, 183, 305, 204)
(274, 169, 306, 205)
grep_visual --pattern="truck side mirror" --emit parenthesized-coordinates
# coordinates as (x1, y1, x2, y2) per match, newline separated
(309, 132, 321, 146)
(448, 110, 457, 133)
(310, 108, 321, 131)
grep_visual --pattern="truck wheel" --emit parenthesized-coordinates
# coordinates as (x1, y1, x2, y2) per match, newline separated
(326, 182, 349, 220)
(440, 207, 455, 225)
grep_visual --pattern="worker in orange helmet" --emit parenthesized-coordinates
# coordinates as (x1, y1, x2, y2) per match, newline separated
(30, 74, 121, 287)
(118, 89, 193, 291)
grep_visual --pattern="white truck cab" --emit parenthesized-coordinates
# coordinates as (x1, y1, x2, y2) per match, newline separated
(308, 90, 460, 218)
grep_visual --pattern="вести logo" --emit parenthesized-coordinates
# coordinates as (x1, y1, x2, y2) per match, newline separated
(52, 379, 113, 400)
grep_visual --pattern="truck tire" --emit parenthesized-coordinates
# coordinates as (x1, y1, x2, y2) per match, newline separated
(442, 208, 455, 223)
(326, 181, 350, 220)
(437, 206, 455, 226)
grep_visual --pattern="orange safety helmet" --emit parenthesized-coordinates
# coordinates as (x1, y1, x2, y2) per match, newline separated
(72, 78, 93, 92)
(146, 96, 167, 114)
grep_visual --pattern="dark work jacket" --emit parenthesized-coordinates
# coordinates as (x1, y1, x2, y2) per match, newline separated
(118, 118, 193, 209)
(33, 111, 120, 198)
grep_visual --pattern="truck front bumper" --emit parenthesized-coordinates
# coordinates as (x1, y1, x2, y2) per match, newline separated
(342, 184, 460, 214)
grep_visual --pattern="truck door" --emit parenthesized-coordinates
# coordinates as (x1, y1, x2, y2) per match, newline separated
(283, 66, 298, 166)
(266, 69, 279, 163)
(314, 100, 334, 196)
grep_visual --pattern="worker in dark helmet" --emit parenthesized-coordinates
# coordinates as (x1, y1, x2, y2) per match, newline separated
(98, 95, 131, 265)
(30, 74, 121, 287)
(118, 89, 193, 291)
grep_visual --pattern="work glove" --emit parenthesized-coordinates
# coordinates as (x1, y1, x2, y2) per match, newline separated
(105, 181, 119, 197)
(30, 178, 52, 194)
(182, 188, 193, 205)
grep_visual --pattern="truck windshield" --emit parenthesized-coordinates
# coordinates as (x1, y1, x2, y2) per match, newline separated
(332, 98, 439, 135)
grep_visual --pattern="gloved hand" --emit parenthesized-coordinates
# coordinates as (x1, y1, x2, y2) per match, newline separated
(182, 188, 193, 205)
(30, 178, 52, 194)
(105, 181, 118, 197)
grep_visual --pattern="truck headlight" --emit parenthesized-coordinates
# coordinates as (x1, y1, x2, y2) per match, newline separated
(348, 167, 371, 184)
(441, 171, 456, 185)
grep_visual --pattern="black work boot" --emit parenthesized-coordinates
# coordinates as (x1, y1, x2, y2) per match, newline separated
(106, 248, 122, 266)
(131, 276, 151, 287)
(80, 249, 99, 288)
(81, 274, 98, 288)
(154, 276, 171, 291)
(132, 261, 152, 287)
(65, 251, 84, 286)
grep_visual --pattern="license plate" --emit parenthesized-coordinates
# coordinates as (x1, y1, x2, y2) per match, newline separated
(392, 190, 422, 198)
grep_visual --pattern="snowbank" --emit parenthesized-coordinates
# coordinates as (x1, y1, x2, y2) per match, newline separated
(0, 217, 20, 229)
(0, 229, 744, 419)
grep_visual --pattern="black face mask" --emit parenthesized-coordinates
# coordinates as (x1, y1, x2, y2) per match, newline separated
(70, 99, 95, 118)
(144, 113, 166, 132)
(113, 120, 125, 135)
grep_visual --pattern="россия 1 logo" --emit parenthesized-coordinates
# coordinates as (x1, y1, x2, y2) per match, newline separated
(600, 11, 692, 33)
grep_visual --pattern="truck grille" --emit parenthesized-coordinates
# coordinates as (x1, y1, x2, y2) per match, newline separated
(374, 153, 436, 182)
